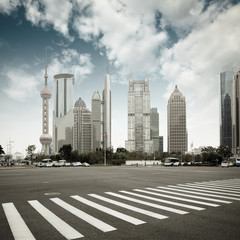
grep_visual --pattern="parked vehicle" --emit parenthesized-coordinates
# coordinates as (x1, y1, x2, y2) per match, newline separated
(82, 162, 90, 167)
(236, 157, 240, 167)
(58, 160, 66, 167)
(221, 160, 229, 167)
(41, 159, 53, 167)
(52, 161, 60, 167)
(163, 157, 180, 167)
(64, 162, 71, 167)
(72, 162, 82, 167)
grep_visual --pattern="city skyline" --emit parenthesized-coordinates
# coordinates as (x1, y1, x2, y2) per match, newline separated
(1, 1, 240, 155)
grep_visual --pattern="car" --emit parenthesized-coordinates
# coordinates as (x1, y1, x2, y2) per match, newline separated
(82, 162, 90, 167)
(53, 161, 60, 167)
(58, 160, 66, 167)
(64, 162, 71, 167)
(72, 162, 82, 167)
(221, 161, 229, 167)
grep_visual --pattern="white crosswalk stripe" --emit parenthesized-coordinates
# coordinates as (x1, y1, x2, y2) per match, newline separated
(2, 202, 36, 240)
(188, 183, 240, 191)
(28, 200, 83, 239)
(146, 187, 232, 204)
(157, 186, 240, 200)
(177, 183, 240, 194)
(118, 190, 205, 211)
(50, 197, 116, 233)
(133, 189, 220, 207)
(105, 192, 188, 215)
(71, 195, 145, 225)
(89, 193, 168, 219)
(171, 185, 240, 196)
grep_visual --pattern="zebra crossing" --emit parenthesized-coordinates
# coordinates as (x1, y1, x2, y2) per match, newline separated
(2, 178, 240, 240)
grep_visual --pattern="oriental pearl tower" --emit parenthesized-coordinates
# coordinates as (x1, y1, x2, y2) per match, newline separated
(39, 58, 52, 155)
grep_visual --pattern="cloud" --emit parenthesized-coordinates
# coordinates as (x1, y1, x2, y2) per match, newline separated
(0, 0, 20, 14)
(23, 0, 73, 39)
(3, 64, 39, 102)
(48, 48, 94, 83)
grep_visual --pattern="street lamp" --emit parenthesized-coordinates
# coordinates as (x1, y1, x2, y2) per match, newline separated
(104, 133, 107, 166)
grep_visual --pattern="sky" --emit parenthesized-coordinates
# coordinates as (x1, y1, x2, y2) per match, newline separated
(1, 0, 240, 156)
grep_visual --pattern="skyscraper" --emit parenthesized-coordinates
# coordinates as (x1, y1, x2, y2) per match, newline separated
(39, 61, 52, 155)
(52, 73, 74, 153)
(220, 71, 233, 150)
(73, 98, 92, 153)
(125, 76, 153, 153)
(168, 85, 187, 153)
(150, 108, 159, 153)
(102, 73, 111, 150)
(232, 69, 240, 155)
(91, 91, 102, 151)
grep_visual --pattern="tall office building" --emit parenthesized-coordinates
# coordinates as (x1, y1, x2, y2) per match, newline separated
(125, 76, 153, 153)
(92, 91, 102, 151)
(102, 73, 111, 150)
(52, 73, 74, 153)
(159, 136, 163, 152)
(39, 61, 52, 155)
(150, 108, 159, 152)
(167, 85, 187, 153)
(232, 69, 240, 155)
(220, 71, 233, 150)
(73, 98, 92, 153)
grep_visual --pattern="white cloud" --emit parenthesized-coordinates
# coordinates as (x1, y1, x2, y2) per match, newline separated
(48, 48, 94, 83)
(3, 65, 39, 102)
(23, 0, 73, 39)
(0, 0, 20, 14)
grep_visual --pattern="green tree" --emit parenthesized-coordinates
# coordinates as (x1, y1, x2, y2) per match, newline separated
(216, 145, 232, 159)
(26, 145, 36, 162)
(0, 145, 5, 155)
(59, 144, 72, 161)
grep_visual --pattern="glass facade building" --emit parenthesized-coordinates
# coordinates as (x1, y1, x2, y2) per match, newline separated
(73, 98, 92, 153)
(232, 69, 240, 155)
(91, 91, 102, 151)
(53, 74, 74, 153)
(150, 108, 159, 152)
(167, 85, 187, 153)
(125, 76, 153, 153)
(220, 71, 233, 150)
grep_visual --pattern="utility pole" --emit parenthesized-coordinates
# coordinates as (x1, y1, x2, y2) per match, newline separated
(104, 133, 107, 166)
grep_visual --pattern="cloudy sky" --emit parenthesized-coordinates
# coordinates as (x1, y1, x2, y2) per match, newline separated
(1, 0, 240, 156)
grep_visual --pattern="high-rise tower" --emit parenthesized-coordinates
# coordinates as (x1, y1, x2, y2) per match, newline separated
(125, 76, 153, 153)
(220, 71, 233, 150)
(150, 108, 159, 153)
(102, 73, 111, 149)
(167, 85, 187, 153)
(40, 59, 52, 155)
(52, 73, 74, 153)
(232, 69, 240, 155)
(73, 98, 92, 153)
(92, 91, 102, 151)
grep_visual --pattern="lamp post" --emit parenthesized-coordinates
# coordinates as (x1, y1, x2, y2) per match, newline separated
(104, 133, 107, 166)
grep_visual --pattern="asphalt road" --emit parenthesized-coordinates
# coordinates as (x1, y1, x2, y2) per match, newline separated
(0, 165, 240, 240)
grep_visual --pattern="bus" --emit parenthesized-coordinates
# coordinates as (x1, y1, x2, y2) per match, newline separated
(163, 157, 180, 166)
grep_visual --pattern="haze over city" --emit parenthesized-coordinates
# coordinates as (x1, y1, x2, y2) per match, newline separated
(1, 0, 240, 155)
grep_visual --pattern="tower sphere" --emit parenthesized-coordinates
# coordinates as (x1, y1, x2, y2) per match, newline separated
(40, 87, 52, 99)
(40, 134, 52, 145)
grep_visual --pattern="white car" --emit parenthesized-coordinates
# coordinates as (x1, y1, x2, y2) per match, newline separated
(82, 162, 90, 167)
(64, 162, 71, 167)
(221, 161, 229, 167)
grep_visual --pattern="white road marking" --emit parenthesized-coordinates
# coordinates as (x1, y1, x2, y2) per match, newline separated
(146, 188, 232, 204)
(105, 192, 188, 215)
(119, 190, 205, 211)
(133, 189, 220, 207)
(89, 194, 168, 220)
(171, 185, 240, 196)
(2, 202, 36, 240)
(187, 182, 240, 191)
(28, 200, 83, 239)
(50, 198, 116, 233)
(71, 195, 145, 225)
(157, 186, 240, 201)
